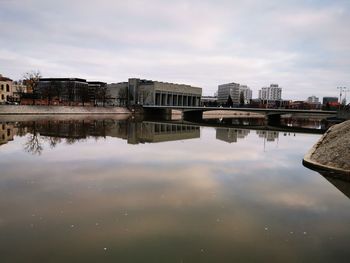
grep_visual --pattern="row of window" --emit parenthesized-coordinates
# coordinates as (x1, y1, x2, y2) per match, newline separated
(1, 95, 10, 100)
(1, 84, 10, 92)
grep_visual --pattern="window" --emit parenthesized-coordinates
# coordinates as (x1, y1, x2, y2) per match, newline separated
(6, 84, 9, 92)
(1, 84, 3, 90)
(1, 94, 4, 100)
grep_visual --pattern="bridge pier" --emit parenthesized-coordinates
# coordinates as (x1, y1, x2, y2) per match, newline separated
(143, 108, 172, 121)
(267, 114, 281, 125)
(183, 110, 203, 121)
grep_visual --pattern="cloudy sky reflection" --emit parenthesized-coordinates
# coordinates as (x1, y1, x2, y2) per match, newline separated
(1, 126, 350, 262)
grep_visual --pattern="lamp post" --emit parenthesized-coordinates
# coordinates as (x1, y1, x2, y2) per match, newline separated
(344, 87, 349, 105)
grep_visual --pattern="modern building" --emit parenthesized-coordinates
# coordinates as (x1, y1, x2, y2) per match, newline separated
(35, 78, 89, 104)
(322, 97, 338, 105)
(217, 82, 240, 105)
(258, 84, 282, 101)
(87, 81, 107, 106)
(217, 82, 252, 105)
(0, 74, 13, 103)
(239, 85, 253, 104)
(34, 78, 108, 105)
(306, 95, 319, 104)
(108, 78, 202, 106)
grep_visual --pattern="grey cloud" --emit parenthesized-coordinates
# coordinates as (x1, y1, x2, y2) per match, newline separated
(0, 0, 349, 99)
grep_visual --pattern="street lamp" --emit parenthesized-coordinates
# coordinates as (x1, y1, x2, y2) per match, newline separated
(337, 87, 343, 103)
(344, 87, 349, 105)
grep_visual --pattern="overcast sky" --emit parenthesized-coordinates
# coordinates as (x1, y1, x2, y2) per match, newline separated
(0, 0, 349, 99)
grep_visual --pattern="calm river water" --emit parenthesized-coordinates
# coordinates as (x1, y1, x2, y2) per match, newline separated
(0, 116, 350, 262)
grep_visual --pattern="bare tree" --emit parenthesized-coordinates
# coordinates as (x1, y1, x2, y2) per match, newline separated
(23, 71, 41, 104)
(118, 88, 128, 106)
(240, 91, 245, 106)
(226, 95, 233, 107)
(96, 86, 111, 107)
(12, 80, 26, 103)
(24, 122, 43, 155)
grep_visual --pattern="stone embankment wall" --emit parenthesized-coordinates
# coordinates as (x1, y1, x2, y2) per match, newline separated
(0, 105, 130, 115)
(337, 109, 350, 120)
(303, 120, 350, 174)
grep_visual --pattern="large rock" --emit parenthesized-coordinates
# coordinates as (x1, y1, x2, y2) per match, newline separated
(304, 120, 350, 173)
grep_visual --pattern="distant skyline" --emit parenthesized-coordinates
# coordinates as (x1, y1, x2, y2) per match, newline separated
(1, 0, 349, 99)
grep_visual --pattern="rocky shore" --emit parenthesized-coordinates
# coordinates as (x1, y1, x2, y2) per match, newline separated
(303, 120, 350, 175)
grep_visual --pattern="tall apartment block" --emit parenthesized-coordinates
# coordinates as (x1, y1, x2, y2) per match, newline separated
(258, 84, 282, 101)
(217, 82, 252, 105)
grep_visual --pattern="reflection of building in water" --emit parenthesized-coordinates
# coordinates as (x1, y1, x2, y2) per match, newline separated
(0, 123, 17, 146)
(17, 120, 200, 149)
(256, 130, 279, 142)
(125, 122, 200, 144)
(216, 128, 250, 143)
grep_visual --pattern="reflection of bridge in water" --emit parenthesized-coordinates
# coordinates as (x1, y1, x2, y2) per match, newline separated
(158, 117, 328, 135)
(142, 105, 336, 124)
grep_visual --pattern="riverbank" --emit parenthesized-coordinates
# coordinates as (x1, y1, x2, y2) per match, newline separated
(303, 120, 350, 175)
(0, 105, 131, 115)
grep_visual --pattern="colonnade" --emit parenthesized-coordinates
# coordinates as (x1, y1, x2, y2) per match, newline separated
(154, 92, 200, 106)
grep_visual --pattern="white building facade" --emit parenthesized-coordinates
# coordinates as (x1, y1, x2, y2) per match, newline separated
(217, 82, 252, 105)
(258, 84, 282, 101)
(307, 96, 319, 103)
(239, 85, 253, 104)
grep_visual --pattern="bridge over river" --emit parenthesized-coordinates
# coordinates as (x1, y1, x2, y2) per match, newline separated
(142, 105, 336, 123)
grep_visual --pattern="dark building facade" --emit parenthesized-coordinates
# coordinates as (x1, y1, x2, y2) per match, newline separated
(35, 78, 88, 104)
(34, 78, 107, 106)
(87, 81, 107, 106)
(322, 97, 338, 105)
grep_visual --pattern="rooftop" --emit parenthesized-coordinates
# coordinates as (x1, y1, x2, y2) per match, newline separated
(0, 74, 13, 82)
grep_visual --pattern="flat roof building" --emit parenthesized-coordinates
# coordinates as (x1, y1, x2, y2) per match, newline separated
(322, 97, 338, 105)
(217, 82, 252, 105)
(108, 78, 202, 106)
(259, 84, 282, 101)
(217, 82, 240, 105)
(35, 78, 107, 105)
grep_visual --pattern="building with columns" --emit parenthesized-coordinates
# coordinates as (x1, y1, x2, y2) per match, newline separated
(108, 78, 202, 107)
